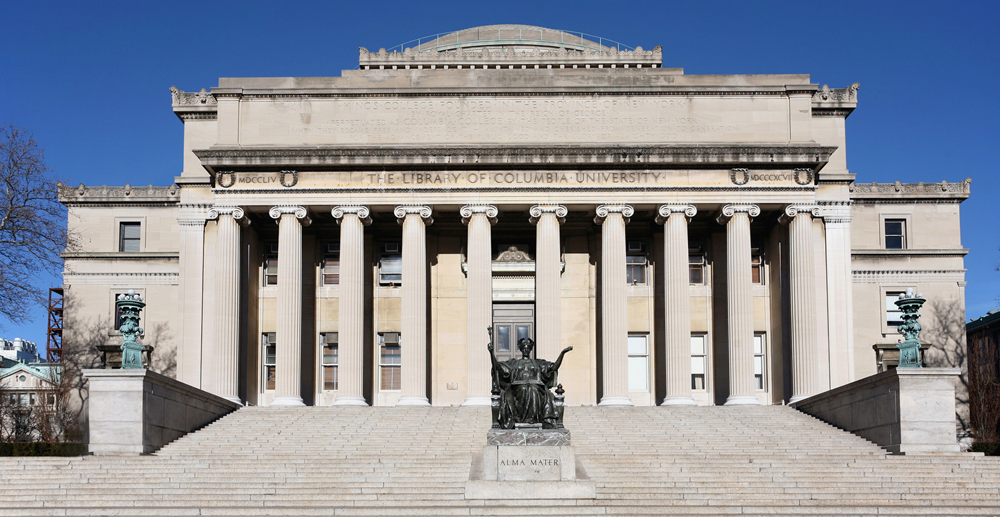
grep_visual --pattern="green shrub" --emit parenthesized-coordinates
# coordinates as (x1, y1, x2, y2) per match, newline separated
(971, 442, 1000, 456)
(0, 442, 88, 456)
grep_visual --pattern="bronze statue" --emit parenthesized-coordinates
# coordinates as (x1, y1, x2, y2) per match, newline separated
(487, 326, 573, 429)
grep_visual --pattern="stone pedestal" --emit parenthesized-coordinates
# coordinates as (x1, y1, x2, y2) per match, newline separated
(465, 428, 596, 499)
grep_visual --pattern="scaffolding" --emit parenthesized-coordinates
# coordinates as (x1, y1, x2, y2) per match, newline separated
(46, 288, 64, 363)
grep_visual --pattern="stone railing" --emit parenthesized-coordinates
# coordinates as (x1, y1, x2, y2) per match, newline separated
(58, 182, 180, 204)
(849, 179, 972, 200)
(359, 45, 663, 68)
(790, 368, 962, 454)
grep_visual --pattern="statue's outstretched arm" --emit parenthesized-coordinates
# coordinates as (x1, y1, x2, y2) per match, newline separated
(552, 346, 573, 370)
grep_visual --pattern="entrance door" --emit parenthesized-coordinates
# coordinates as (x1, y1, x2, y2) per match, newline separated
(492, 304, 534, 361)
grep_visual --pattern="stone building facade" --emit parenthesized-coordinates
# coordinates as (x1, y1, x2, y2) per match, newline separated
(59, 25, 970, 410)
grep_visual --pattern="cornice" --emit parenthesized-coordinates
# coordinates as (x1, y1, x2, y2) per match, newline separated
(58, 183, 180, 205)
(61, 252, 180, 261)
(195, 145, 836, 170)
(212, 184, 816, 196)
(850, 179, 970, 201)
(851, 249, 969, 257)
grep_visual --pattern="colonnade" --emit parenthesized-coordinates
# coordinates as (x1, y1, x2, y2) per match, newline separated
(205, 202, 824, 406)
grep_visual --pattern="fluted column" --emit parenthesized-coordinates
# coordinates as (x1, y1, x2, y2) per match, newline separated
(529, 204, 567, 361)
(269, 205, 311, 407)
(657, 204, 698, 406)
(331, 205, 371, 406)
(717, 204, 761, 405)
(595, 204, 634, 406)
(395, 205, 433, 406)
(461, 204, 498, 406)
(782, 205, 822, 403)
(208, 205, 248, 404)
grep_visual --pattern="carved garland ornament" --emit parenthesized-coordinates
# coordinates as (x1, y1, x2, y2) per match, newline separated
(217, 171, 236, 188)
(793, 168, 815, 186)
(279, 170, 298, 188)
(730, 168, 750, 186)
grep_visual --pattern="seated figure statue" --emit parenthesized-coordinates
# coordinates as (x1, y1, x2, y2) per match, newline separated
(487, 330, 572, 430)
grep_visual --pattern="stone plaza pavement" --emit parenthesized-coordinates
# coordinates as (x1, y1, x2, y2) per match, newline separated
(0, 405, 998, 516)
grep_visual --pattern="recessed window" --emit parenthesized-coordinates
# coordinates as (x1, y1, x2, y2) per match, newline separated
(320, 332, 338, 391)
(627, 335, 649, 391)
(885, 219, 906, 249)
(691, 335, 708, 390)
(754, 334, 766, 390)
(886, 292, 905, 327)
(119, 222, 141, 252)
(322, 243, 340, 285)
(626, 241, 648, 285)
(379, 333, 401, 390)
(262, 332, 276, 390)
(263, 243, 278, 286)
(46, 394, 56, 406)
(689, 254, 706, 284)
(379, 243, 402, 285)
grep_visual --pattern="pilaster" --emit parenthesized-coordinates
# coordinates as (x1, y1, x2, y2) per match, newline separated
(820, 201, 855, 386)
(657, 204, 698, 406)
(176, 204, 212, 388)
(332, 205, 371, 406)
(461, 204, 498, 406)
(595, 204, 634, 406)
(395, 205, 433, 406)
(716, 204, 761, 405)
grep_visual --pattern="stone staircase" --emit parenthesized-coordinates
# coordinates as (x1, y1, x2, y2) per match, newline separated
(0, 405, 998, 516)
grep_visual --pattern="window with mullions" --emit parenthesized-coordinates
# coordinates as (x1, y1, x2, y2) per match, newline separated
(886, 292, 906, 327)
(119, 222, 141, 252)
(322, 243, 340, 285)
(689, 254, 706, 284)
(754, 334, 766, 390)
(691, 335, 708, 390)
(379, 243, 402, 285)
(627, 335, 649, 391)
(751, 253, 764, 284)
(320, 332, 338, 391)
(262, 333, 276, 390)
(626, 241, 647, 285)
(263, 243, 278, 286)
(379, 332, 401, 390)
(885, 219, 906, 249)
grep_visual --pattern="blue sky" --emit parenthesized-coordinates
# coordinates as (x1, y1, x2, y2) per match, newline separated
(1, 0, 997, 350)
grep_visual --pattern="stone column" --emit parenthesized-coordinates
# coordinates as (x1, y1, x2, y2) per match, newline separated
(461, 204, 498, 406)
(269, 205, 311, 407)
(395, 205, 433, 406)
(782, 205, 822, 403)
(177, 207, 211, 388)
(331, 205, 371, 406)
(529, 204, 567, 361)
(822, 202, 855, 386)
(208, 205, 248, 404)
(595, 204, 634, 406)
(657, 204, 698, 406)
(716, 204, 761, 405)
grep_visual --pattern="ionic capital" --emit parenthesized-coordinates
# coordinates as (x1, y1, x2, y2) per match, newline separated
(528, 204, 568, 225)
(655, 204, 697, 224)
(778, 204, 821, 225)
(394, 205, 434, 226)
(715, 204, 760, 225)
(208, 205, 251, 227)
(460, 204, 498, 225)
(269, 205, 312, 227)
(594, 204, 634, 225)
(331, 205, 372, 226)
(818, 201, 852, 226)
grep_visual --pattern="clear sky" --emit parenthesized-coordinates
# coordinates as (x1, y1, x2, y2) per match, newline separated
(1, 0, 997, 352)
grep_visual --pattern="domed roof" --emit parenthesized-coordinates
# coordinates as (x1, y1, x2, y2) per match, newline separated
(401, 24, 630, 53)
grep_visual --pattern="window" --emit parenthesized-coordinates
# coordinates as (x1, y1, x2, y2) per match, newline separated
(18, 393, 28, 405)
(626, 241, 647, 285)
(886, 292, 905, 327)
(754, 334, 766, 390)
(46, 394, 56, 406)
(691, 335, 707, 390)
(263, 243, 278, 286)
(322, 243, 340, 285)
(262, 332, 276, 390)
(627, 335, 649, 391)
(497, 326, 511, 352)
(119, 222, 141, 252)
(379, 333, 401, 390)
(321, 332, 338, 391)
(885, 219, 906, 249)
(379, 243, 402, 285)
(751, 252, 764, 284)
(29, 393, 36, 406)
(689, 254, 705, 284)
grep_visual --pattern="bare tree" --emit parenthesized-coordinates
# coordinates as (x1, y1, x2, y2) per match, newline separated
(0, 124, 71, 328)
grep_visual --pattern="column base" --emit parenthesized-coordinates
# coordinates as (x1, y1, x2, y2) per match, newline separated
(396, 396, 430, 406)
(332, 396, 369, 406)
(661, 396, 697, 406)
(724, 395, 761, 406)
(598, 396, 634, 406)
(462, 396, 492, 406)
(270, 396, 305, 407)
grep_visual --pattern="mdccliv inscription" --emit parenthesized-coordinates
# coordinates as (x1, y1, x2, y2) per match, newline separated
(487, 327, 572, 430)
